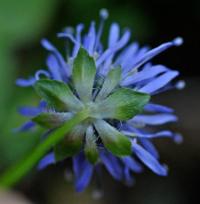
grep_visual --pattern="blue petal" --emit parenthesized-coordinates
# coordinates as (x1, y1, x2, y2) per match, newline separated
(73, 153, 94, 192)
(14, 121, 35, 132)
(84, 22, 96, 55)
(58, 31, 81, 59)
(123, 130, 173, 139)
(101, 24, 124, 75)
(153, 79, 185, 94)
(121, 65, 168, 86)
(16, 77, 36, 87)
(121, 156, 143, 173)
(139, 70, 179, 94)
(18, 100, 46, 117)
(18, 106, 43, 117)
(115, 43, 136, 65)
(120, 125, 160, 159)
(57, 33, 79, 48)
(41, 39, 70, 79)
(144, 103, 174, 113)
(72, 24, 84, 57)
(97, 29, 130, 72)
(139, 138, 159, 159)
(124, 166, 135, 186)
(41, 39, 56, 51)
(117, 45, 149, 77)
(35, 70, 51, 80)
(130, 114, 177, 125)
(108, 23, 120, 47)
(126, 37, 183, 73)
(38, 100, 47, 108)
(132, 142, 167, 176)
(38, 152, 55, 170)
(46, 55, 62, 81)
(100, 150, 123, 181)
(57, 32, 77, 43)
(126, 46, 150, 73)
(132, 46, 150, 63)
(118, 43, 140, 70)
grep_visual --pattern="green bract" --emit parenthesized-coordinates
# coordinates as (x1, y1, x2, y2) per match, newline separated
(73, 47, 96, 103)
(33, 112, 73, 128)
(54, 124, 87, 161)
(94, 119, 131, 156)
(34, 79, 83, 112)
(84, 125, 99, 164)
(33, 48, 150, 162)
(95, 66, 121, 101)
(92, 88, 150, 120)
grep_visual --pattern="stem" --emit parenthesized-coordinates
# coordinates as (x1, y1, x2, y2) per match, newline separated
(0, 110, 88, 188)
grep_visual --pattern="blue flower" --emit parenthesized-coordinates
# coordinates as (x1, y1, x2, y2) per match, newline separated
(16, 9, 184, 192)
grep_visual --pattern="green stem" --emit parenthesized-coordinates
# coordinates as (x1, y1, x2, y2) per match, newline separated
(0, 110, 88, 188)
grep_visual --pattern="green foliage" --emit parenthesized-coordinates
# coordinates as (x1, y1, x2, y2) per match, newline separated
(0, 0, 57, 44)
(0, 0, 57, 168)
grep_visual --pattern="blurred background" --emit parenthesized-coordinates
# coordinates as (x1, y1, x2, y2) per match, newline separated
(0, 0, 199, 203)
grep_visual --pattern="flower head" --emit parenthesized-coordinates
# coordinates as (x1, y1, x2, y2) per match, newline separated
(17, 9, 183, 192)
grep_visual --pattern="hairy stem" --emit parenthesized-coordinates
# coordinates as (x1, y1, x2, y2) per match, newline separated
(0, 110, 88, 188)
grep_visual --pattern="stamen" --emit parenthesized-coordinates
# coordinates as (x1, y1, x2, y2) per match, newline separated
(175, 80, 186, 90)
(92, 189, 104, 200)
(72, 24, 84, 57)
(35, 70, 50, 80)
(63, 27, 74, 58)
(95, 9, 109, 50)
(173, 133, 183, 144)
(57, 33, 78, 45)
(173, 37, 183, 46)
(65, 169, 73, 181)
(124, 37, 184, 79)
(100, 8, 109, 20)
(64, 26, 74, 35)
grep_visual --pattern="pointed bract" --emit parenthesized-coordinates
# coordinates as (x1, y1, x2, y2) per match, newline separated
(94, 88, 150, 120)
(95, 66, 121, 101)
(34, 79, 83, 112)
(94, 119, 131, 156)
(32, 112, 73, 128)
(54, 124, 87, 161)
(72, 47, 96, 103)
(84, 126, 99, 164)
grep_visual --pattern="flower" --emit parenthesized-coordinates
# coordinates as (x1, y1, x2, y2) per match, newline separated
(16, 9, 183, 192)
